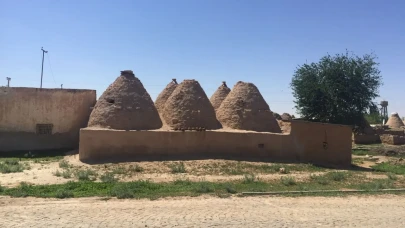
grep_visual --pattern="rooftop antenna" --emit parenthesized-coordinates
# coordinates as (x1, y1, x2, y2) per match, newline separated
(6, 77, 10, 87)
(40, 47, 48, 88)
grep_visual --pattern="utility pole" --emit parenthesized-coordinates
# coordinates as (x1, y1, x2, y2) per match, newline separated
(40, 47, 48, 88)
(6, 77, 11, 87)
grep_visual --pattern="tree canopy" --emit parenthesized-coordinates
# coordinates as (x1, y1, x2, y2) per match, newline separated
(291, 51, 383, 126)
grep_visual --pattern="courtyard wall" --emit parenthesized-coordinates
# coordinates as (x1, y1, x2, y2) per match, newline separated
(79, 120, 352, 168)
(0, 87, 96, 151)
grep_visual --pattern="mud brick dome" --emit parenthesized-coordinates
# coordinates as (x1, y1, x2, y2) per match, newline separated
(216, 81, 281, 133)
(88, 70, 162, 130)
(161, 79, 221, 130)
(210, 81, 231, 111)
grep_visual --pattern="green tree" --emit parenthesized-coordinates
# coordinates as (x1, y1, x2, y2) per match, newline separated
(364, 103, 383, 124)
(291, 51, 383, 126)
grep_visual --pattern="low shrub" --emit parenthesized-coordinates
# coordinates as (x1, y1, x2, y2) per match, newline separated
(100, 172, 118, 183)
(195, 182, 214, 193)
(169, 162, 186, 174)
(111, 184, 135, 199)
(75, 169, 97, 181)
(55, 189, 74, 199)
(281, 176, 296, 186)
(242, 174, 256, 184)
(0, 160, 25, 174)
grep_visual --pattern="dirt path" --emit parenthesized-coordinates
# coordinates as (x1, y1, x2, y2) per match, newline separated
(1, 195, 405, 227)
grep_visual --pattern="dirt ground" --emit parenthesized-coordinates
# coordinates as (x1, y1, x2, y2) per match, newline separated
(353, 143, 405, 156)
(0, 153, 325, 187)
(2, 145, 405, 227)
(0, 148, 401, 187)
(1, 195, 405, 227)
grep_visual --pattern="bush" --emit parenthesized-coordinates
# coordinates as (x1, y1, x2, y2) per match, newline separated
(0, 160, 25, 173)
(310, 174, 329, 185)
(133, 165, 144, 173)
(55, 189, 73, 199)
(195, 182, 214, 193)
(225, 185, 237, 194)
(169, 162, 186, 173)
(173, 179, 192, 186)
(111, 184, 135, 199)
(281, 176, 296, 186)
(75, 169, 97, 181)
(372, 163, 405, 175)
(242, 174, 256, 184)
(359, 180, 393, 191)
(62, 170, 72, 179)
(59, 160, 71, 169)
(328, 172, 347, 182)
(10, 182, 31, 197)
(112, 167, 126, 175)
(387, 173, 398, 181)
(54, 170, 62, 177)
(100, 172, 118, 183)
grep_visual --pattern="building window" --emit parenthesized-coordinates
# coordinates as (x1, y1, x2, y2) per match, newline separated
(36, 124, 53, 135)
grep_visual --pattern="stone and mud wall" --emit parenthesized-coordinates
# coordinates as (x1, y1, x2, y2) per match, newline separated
(0, 87, 96, 151)
(79, 120, 352, 168)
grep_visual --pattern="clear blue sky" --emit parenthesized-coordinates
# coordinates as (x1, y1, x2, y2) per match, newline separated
(1, 0, 404, 116)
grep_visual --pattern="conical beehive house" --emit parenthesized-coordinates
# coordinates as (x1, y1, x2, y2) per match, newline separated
(162, 79, 221, 129)
(386, 112, 404, 129)
(216, 81, 281, 133)
(210, 81, 231, 111)
(88, 70, 162, 130)
(281, 113, 292, 121)
(155, 79, 178, 113)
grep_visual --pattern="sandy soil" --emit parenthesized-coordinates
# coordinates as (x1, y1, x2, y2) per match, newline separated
(0, 151, 398, 187)
(1, 195, 405, 227)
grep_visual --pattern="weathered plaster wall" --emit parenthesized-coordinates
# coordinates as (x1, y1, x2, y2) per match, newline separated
(0, 87, 96, 151)
(289, 121, 352, 167)
(79, 120, 352, 167)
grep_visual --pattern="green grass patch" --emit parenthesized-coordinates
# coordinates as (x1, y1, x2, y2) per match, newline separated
(194, 182, 214, 193)
(372, 163, 405, 175)
(352, 149, 371, 156)
(213, 162, 326, 176)
(1, 175, 404, 199)
(225, 185, 237, 194)
(357, 179, 394, 191)
(352, 158, 364, 165)
(326, 171, 348, 181)
(310, 174, 330, 185)
(309, 172, 349, 185)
